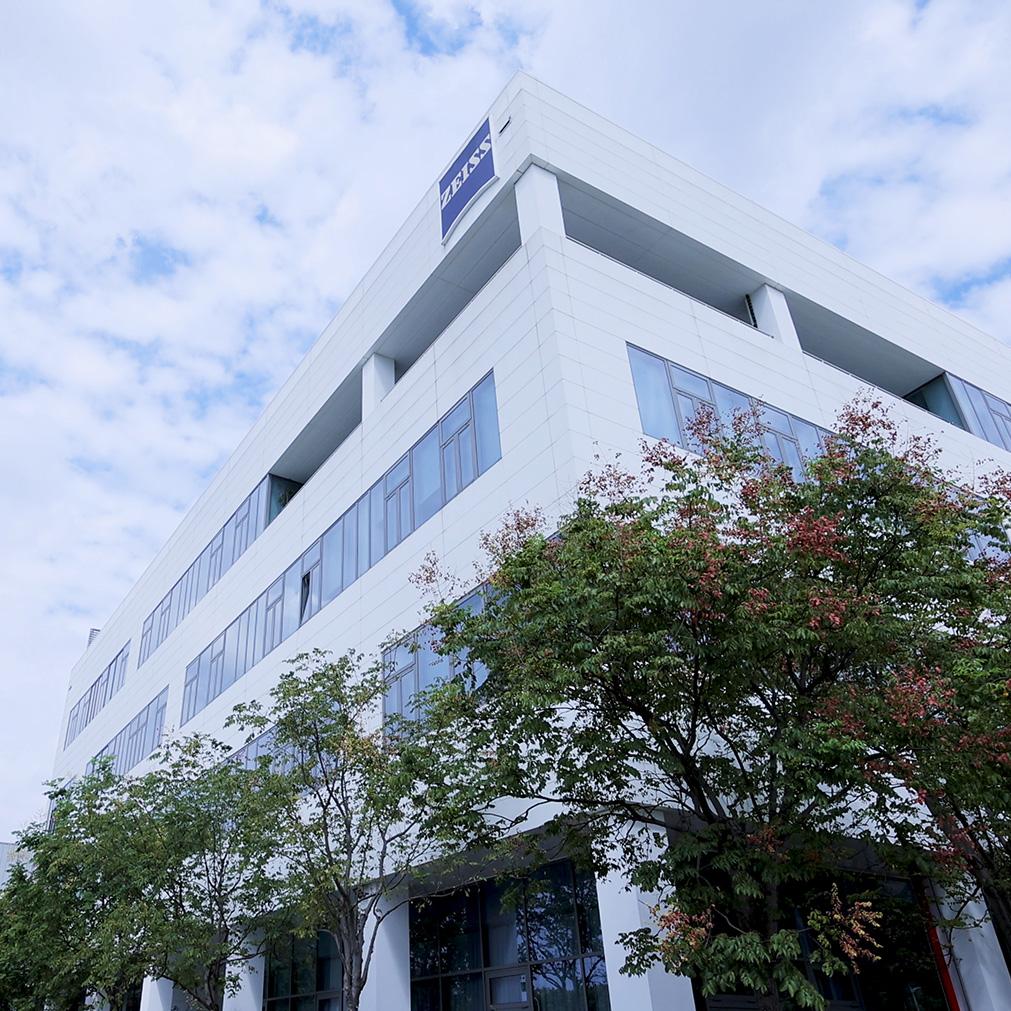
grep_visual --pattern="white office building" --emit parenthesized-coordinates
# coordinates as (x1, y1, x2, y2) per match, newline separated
(52, 74, 1011, 1011)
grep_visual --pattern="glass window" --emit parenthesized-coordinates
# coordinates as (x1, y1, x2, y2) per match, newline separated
(386, 455, 413, 552)
(409, 861, 609, 1011)
(357, 496, 371, 578)
(473, 373, 502, 475)
(251, 594, 267, 669)
(441, 890, 482, 973)
(300, 541, 322, 624)
(369, 482, 386, 567)
(531, 961, 582, 1011)
(342, 509, 358, 593)
(265, 931, 342, 1011)
(411, 979, 440, 1011)
(442, 416, 477, 501)
(484, 877, 526, 967)
(413, 426, 443, 527)
(221, 514, 237, 573)
(264, 577, 285, 655)
(525, 864, 579, 963)
(628, 345, 678, 442)
(208, 530, 224, 588)
(668, 362, 712, 401)
(582, 958, 610, 1011)
(65, 642, 131, 747)
(139, 615, 153, 664)
(712, 381, 751, 427)
(281, 561, 301, 643)
(442, 973, 482, 1011)
(410, 899, 442, 979)
(441, 396, 471, 439)
(222, 620, 240, 689)
(321, 520, 343, 607)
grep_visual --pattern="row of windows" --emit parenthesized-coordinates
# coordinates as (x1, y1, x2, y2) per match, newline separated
(383, 587, 488, 723)
(87, 687, 168, 777)
(627, 343, 830, 479)
(64, 641, 130, 748)
(629, 345, 1007, 567)
(409, 860, 610, 1011)
(181, 373, 502, 726)
(139, 474, 302, 668)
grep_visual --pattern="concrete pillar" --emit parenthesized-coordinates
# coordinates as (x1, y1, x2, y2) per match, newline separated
(222, 954, 265, 1011)
(943, 896, 1011, 1011)
(515, 164, 565, 245)
(594, 872, 696, 1011)
(359, 896, 410, 1011)
(362, 352, 395, 420)
(749, 283, 801, 351)
(138, 977, 173, 1011)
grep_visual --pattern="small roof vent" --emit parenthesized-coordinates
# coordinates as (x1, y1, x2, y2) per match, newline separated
(87, 628, 101, 647)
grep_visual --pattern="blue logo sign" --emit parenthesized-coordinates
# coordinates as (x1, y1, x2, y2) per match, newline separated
(439, 118, 496, 241)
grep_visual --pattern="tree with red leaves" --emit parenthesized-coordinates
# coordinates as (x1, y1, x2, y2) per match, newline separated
(413, 398, 1011, 1010)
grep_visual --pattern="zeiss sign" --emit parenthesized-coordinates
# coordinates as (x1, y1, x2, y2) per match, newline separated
(439, 118, 496, 242)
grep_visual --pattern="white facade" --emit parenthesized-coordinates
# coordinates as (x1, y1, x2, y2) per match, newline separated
(52, 74, 1011, 1011)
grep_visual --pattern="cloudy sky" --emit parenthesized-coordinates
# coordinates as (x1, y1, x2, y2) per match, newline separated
(1, 0, 1010, 837)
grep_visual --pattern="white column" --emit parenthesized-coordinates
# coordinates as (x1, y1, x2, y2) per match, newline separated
(359, 897, 410, 1011)
(222, 954, 265, 1011)
(943, 896, 1011, 1011)
(362, 352, 396, 420)
(514, 164, 565, 245)
(138, 977, 173, 1011)
(749, 283, 801, 351)
(595, 872, 696, 1011)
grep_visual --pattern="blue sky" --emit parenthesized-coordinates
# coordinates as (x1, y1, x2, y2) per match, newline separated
(1, 0, 1010, 837)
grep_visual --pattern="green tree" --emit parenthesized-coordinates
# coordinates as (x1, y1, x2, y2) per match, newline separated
(127, 734, 292, 1011)
(229, 649, 461, 1011)
(416, 399, 1011, 1010)
(0, 763, 156, 1011)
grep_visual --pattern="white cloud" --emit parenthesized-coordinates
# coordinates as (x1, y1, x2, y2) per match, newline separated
(1, 0, 1009, 836)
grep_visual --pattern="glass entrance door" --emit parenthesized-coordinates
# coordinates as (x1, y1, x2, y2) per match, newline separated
(486, 968, 530, 1010)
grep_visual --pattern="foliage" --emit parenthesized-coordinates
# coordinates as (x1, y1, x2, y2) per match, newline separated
(0, 763, 156, 1011)
(229, 649, 460, 1011)
(415, 398, 1011, 1010)
(127, 734, 292, 1011)
(0, 740, 291, 1011)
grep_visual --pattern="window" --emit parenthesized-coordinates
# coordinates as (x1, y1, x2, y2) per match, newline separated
(263, 577, 285, 657)
(88, 687, 168, 776)
(413, 426, 443, 527)
(408, 860, 610, 1011)
(138, 477, 271, 667)
(384, 586, 488, 723)
(64, 641, 131, 748)
(946, 374, 1011, 453)
(264, 931, 343, 1011)
(385, 454, 413, 552)
(627, 344, 829, 475)
(300, 540, 322, 623)
(181, 374, 503, 725)
(441, 395, 477, 500)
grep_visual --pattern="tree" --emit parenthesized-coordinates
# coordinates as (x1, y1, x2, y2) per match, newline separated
(229, 649, 462, 1011)
(127, 734, 292, 1011)
(415, 399, 1011, 1010)
(0, 763, 157, 1011)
